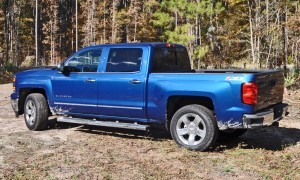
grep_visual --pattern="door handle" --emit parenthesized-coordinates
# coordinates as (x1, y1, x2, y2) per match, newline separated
(129, 79, 142, 84)
(85, 78, 96, 83)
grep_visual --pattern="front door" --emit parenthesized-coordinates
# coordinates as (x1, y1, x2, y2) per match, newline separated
(52, 48, 102, 115)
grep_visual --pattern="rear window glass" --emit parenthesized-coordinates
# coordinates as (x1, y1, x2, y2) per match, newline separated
(152, 47, 191, 72)
(106, 48, 143, 72)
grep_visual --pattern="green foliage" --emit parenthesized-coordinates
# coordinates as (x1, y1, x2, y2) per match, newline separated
(161, 0, 188, 15)
(165, 24, 194, 46)
(193, 45, 209, 60)
(287, 56, 293, 64)
(285, 69, 299, 88)
(152, 12, 173, 29)
(0, 0, 299, 69)
(186, 1, 208, 17)
(213, 2, 225, 15)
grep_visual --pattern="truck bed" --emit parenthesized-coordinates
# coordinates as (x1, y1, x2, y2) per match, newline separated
(195, 69, 284, 111)
(195, 69, 282, 74)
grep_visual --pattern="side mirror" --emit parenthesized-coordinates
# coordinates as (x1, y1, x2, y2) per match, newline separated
(57, 63, 64, 72)
(57, 63, 71, 76)
(57, 63, 78, 76)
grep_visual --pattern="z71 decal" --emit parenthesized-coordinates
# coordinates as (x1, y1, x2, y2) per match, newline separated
(225, 76, 245, 81)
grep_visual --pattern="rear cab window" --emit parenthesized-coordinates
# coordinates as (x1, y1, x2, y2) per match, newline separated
(152, 45, 191, 73)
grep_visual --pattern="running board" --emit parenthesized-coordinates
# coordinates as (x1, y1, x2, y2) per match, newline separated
(57, 117, 149, 131)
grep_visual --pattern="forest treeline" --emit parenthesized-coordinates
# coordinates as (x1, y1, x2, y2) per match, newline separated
(0, 0, 299, 69)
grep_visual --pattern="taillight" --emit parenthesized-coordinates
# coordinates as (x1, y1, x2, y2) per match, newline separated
(165, 43, 176, 48)
(242, 82, 258, 105)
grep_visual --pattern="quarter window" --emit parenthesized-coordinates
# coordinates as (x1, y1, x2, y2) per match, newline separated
(106, 48, 143, 72)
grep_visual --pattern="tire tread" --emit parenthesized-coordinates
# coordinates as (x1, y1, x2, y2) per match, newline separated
(24, 93, 49, 131)
(170, 104, 218, 151)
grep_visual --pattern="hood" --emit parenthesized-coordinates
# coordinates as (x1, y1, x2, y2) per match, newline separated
(15, 67, 57, 78)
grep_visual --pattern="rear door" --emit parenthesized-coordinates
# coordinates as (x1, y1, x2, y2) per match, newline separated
(98, 47, 147, 119)
(52, 48, 102, 115)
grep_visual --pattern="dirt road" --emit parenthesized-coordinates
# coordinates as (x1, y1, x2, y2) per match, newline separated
(0, 83, 299, 179)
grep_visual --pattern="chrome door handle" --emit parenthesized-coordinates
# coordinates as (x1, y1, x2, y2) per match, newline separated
(129, 79, 142, 84)
(85, 78, 96, 83)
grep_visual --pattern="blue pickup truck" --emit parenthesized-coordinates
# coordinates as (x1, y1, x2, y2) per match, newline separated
(11, 43, 288, 151)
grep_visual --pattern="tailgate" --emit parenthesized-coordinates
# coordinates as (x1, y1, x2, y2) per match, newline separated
(256, 71, 284, 111)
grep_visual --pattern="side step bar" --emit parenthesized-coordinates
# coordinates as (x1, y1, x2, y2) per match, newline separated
(57, 117, 150, 131)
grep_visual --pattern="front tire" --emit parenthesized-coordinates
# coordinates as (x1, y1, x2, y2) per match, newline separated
(170, 105, 218, 151)
(24, 93, 49, 131)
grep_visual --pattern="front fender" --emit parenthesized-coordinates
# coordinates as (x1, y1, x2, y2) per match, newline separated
(14, 69, 56, 107)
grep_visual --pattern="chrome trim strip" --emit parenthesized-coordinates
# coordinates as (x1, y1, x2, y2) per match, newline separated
(54, 102, 142, 110)
(98, 105, 142, 110)
(54, 102, 97, 107)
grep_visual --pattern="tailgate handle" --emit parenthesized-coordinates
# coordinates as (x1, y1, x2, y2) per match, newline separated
(129, 79, 142, 84)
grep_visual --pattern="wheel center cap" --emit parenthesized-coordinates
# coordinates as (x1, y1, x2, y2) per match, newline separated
(188, 123, 196, 132)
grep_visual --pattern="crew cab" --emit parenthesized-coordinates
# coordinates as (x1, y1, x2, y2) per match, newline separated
(11, 43, 288, 151)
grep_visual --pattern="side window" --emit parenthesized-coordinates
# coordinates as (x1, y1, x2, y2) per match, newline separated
(66, 49, 102, 72)
(106, 48, 143, 72)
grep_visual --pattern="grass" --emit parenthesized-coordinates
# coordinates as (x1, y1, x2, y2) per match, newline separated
(221, 147, 300, 179)
(223, 166, 233, 173)
(285, 69, 299, 89)
(3, 143, 299, 179)
(0, 105, 299, 179)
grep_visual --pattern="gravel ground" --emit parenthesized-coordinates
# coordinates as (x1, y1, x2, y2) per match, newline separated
(0, 83, 299, 179)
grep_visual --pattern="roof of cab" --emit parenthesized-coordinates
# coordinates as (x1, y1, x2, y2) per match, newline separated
(81, 42, 185, 49)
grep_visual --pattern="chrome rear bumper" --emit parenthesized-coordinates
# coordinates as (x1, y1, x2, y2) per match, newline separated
(243, 103, 288, 128)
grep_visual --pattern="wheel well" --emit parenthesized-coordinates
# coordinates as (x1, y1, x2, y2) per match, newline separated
(166, 96, 214, 130)
(18, 88, 47, 115)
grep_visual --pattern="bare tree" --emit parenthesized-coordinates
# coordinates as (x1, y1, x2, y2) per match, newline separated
(111, 0, 117, 43)
(35, 0, 38, 66)
(76, 0, 78, 51)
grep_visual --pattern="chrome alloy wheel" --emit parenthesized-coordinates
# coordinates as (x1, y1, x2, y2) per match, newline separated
(176, 113, 206, 146)
(25, 100, 36, 126)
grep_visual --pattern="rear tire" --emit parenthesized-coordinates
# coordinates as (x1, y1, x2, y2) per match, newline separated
(24, 93, 49, 131)
(170, 105, 218, 151)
